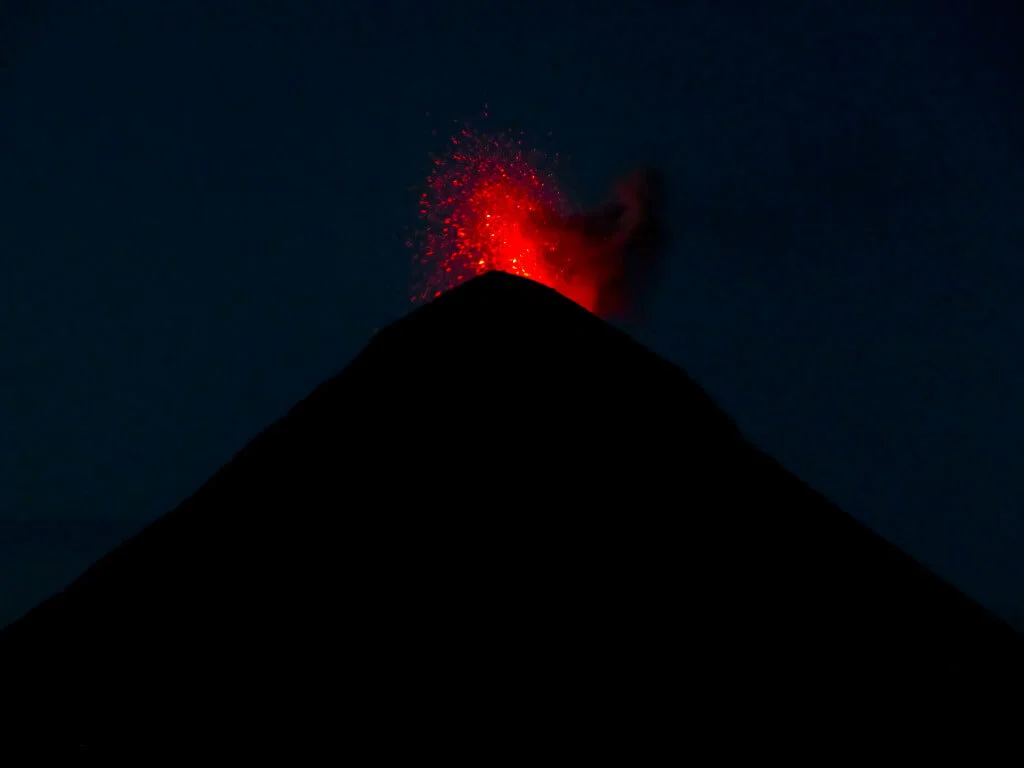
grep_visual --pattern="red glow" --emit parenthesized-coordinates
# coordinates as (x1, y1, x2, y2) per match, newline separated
(410, 125, 603, 312)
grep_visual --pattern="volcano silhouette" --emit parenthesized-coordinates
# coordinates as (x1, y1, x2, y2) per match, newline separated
(3, 271, 1020, 755)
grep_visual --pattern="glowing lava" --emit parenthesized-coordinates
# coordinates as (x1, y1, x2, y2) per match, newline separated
(411, 125, 601, 312)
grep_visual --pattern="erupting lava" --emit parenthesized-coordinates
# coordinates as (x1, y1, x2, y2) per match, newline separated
(410, 125, 605, 312)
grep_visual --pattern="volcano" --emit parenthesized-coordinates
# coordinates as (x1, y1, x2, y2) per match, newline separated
(2, 272, 1020, 755)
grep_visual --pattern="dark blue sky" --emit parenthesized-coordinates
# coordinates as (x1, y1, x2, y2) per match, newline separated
(2, 0, 1022, 629)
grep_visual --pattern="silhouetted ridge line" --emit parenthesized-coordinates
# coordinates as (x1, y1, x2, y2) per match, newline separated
(2, 271, 1020, 756)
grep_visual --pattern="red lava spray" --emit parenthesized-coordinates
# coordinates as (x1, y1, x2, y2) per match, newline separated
(410, 122, 611, 313)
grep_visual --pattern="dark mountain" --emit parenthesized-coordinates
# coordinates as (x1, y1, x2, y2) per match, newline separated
(3, 271, 1020, 755)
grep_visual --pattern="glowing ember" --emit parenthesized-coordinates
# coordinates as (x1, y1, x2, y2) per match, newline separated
(410, 123, 604, 312)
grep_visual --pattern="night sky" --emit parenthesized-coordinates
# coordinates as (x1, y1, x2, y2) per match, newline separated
(2, 1, 1022, 630)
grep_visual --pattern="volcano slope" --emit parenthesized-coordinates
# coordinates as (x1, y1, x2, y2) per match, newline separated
(3, 271, 1020, 755)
